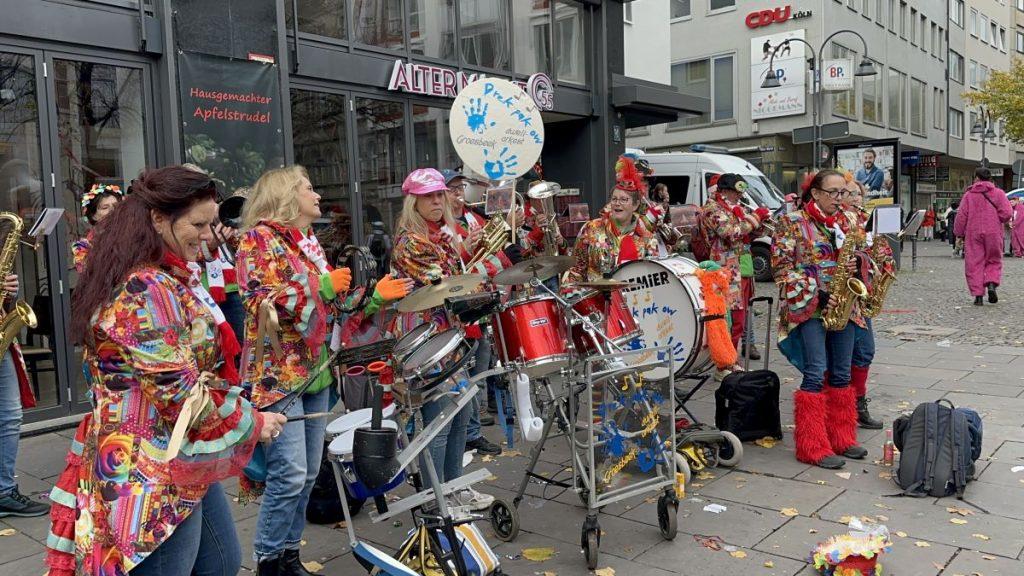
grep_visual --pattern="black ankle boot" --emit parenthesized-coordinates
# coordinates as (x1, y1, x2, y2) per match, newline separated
(988, 283, 998, 304)
(281, 549, 316, 576)
(974, 295, 984, 306)
(256, 556, 282, 576)
(856, 397, 883, 430)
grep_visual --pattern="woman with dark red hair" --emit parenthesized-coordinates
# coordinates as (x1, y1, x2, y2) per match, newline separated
(45, 165, 287, 576)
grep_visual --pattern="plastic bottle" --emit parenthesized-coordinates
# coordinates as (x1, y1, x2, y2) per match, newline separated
(882, 429, 895, 467)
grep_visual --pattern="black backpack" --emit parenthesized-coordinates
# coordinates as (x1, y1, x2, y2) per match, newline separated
(892, 400, 983, 499)
(715, 296, 783, 441)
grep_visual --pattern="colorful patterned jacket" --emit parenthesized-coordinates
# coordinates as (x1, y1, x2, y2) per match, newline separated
(47, 263, 261, 576)
(771, 208, 866, 342)
(237, 222, 340, 409)
(699, 198, 766, 310)
(565, 214, 658, 284)
(71, 231, 92, 273)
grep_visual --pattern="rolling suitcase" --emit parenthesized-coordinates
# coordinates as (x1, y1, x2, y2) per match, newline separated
(715, 296, 783, 441)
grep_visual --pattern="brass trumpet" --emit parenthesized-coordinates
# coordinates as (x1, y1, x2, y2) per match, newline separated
(527, 181, 561, 256)
(465, 215, 512, 268)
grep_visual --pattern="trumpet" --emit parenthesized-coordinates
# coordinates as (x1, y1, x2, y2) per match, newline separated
(465, 214, 513, 269)
(527, 181, 561, 256)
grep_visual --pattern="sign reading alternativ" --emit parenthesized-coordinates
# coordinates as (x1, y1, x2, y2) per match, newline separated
(388, 59, 554, 111)
(449, 78, 544, 181)
(178, 51, 284, 192)
(751, 29, 806, 120)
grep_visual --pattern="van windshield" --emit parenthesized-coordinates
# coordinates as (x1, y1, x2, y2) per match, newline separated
(744, 176, 784, 210)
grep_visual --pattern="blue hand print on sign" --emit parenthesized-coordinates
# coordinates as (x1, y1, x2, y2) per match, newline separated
(483, 147, 519, 179)
(654, 335, 687, 364)
(462, 97, 494, 134)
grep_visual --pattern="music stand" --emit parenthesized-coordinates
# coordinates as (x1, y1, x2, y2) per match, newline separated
(900, 209, 926, 271)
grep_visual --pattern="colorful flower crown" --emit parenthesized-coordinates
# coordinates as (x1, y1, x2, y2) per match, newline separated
(81, 184, 123, 211)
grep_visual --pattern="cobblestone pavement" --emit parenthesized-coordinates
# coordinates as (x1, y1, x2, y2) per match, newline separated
(3, 240, 1023, 575)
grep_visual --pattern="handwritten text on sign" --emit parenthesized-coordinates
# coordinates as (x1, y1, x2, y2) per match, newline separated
(449, 78, 544, 181)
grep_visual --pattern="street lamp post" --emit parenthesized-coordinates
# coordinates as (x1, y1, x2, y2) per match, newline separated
(970, 106, 997, 167)
(761, 30, 878, 170)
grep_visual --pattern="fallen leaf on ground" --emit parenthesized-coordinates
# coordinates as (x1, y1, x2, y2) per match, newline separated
(815, 480, 828, 485)
(541, 572, 557, 576)
(895, 531, 907, 538)
(835, 472, 852, 480)
(696, 471, 716, 480)
(0, 528, 15, 537)
(300, 540, 306, 546)
(502, 450, 524, 458)
(972, 533, 991, 541)
(780, 508, 799, 517)
(764, 561, 774, 568)
(839, 516, 854, 524)
(754, 437, 777, 448)
(481, 455, 494, 463)
(522, 547, 556, 562)
(301, 561, 323, 573)
(950, 518, 968, 525)
(487, 475, 499, 482)
(729, 550, 747, 559)
(946, 506, 974, 516)
(873, 503, 893, 510)
(876, 515, 889, 522)
(982, 555, 997, 560)
(593, 568, 615, 576)
(332, 521, 347, 530)
(933, 562, 947, 570)
(808, 529, 818, 534)
(878, 471, 893, 479)
(915, 541, 931, 548)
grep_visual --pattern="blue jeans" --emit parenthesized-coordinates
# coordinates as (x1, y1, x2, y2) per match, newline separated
(466, 336, 493, 442)
(253, 388, 330, 561)
(0, 352, 20, 495)
(132, 483, 241, 576)
(794, 319, 857, 392)
(420, 391, 471, 483)
(220, 291, 245, 352)
(852, 318, 875, 369)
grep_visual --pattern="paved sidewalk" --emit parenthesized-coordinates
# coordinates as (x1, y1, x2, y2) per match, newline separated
(4, 242, 1024, 575)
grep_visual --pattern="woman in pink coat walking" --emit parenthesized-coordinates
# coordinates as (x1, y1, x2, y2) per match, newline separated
(1010, 198, 1024, 257)
(953, 167, 1013, 305)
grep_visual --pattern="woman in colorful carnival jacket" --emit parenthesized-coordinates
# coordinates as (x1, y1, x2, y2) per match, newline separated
(71, 183, 123, 272)
(237, 165, 354, 576)
(771, 169, 868, 470)
(45, 166, 287, 576)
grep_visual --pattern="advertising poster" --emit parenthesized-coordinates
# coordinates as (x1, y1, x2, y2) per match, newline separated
(834, 139, 901, 211)
(750, 29, 806, 120)
(178, 51, 284, 192)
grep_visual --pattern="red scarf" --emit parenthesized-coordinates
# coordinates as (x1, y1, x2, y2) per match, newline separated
(608, 216, 640, 264)
(805, 201, 838, 228)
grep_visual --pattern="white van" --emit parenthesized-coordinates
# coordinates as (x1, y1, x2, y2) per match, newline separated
(635, 150, 786, 281)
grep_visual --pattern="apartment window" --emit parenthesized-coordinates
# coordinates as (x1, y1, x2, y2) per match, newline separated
(950, 108, 964, 139)
(862, 0, 871, 18)
(969, 59, 978, 87)
(670, 54, 734, 127)
(932, 88, 945, 130)
(970, 8, 978, 36)
(1017, 31, 1024, 53)
(938, 27, 945, 60)
(1018, 0, 1024, 11)
(910, 78, 925, 135)
(460, 0, 511, 70)
(949, 50, 964, 83)
(876, 0, 884, 24)
(709, 0, 735, 11)
(623, 3, 632, 23)
(951, 0, 964, 27)
(920, 15, 927, 49)
(979, 64, 989, 85)
(930, 23, 937, 55)
(999, 27, 1007, 51)
(888, 69, 907, 130)
(553, 1, 585, 84)
(910, 8, 917, 44)
(981, 15, 990, 43)
(969, 110, 978, 139)
(671, 0, 691, 19)
(900, 2, 907, 38)
(831, 44, 857, 119)
(888, 0, 896, 32)
(861, 59, 883, 124)
(847, 0, 856, 8)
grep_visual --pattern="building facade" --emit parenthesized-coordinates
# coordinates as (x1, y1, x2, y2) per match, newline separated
(627, 0, 1015, 212)
(1, 0, 697, 427)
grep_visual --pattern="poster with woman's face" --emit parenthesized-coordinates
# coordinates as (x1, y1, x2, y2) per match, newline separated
(836, 144, 896, 199)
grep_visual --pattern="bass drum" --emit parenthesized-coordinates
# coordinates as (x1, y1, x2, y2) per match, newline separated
(612, 256, 711, 380)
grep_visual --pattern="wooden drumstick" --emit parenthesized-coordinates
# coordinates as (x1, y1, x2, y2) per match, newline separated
(285, 412, 333, 422)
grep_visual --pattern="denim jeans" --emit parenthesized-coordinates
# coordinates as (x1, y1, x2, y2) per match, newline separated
(466, 335, 493, 442)
(253, 388, 329, 561)
(0, 352, 20, 495)
(220, 291, 246, 352)
(794, 319, 857, 392)
(132, 483, 241, 576)
(420, 390, 471, 483)
(852, 318, 875, 369)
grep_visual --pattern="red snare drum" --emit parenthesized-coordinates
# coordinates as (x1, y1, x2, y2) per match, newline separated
(492, 295, 570, 378)
(570, 289, 641, 356)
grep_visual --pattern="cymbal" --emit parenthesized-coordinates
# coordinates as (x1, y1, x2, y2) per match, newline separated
(570, 278, 641, 291)
(397, 274, 486, 313)
(493, 255, 576, 285)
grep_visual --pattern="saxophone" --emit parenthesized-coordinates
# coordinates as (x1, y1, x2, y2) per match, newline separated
(821, 222, 869, 331)
(0, 213, 37, 356)
(861, 240, 896, 318)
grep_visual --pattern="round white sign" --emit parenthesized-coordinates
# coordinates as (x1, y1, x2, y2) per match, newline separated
(449, 78, 544, 181)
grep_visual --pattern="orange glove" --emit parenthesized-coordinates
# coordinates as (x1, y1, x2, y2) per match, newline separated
(329, 267, 352, 294)
(374, 274, 414, 302)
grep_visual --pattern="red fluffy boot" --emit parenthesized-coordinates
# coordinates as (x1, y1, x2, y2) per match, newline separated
(825, 385, 867, 459)
(794, 390, 844, 469)
(851, 365, 883, 429)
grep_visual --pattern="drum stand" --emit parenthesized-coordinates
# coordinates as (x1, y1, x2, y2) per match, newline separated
(489, 279, 680, 569)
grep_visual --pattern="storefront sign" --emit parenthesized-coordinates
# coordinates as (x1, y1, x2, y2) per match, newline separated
(387, 60, 554, 111)
(745, 6, 812, 29)
(821, 59, 854, 91)
(750, 29, 806, 120)
(449, 78, 544, 181)
(178, 52, 284, 193)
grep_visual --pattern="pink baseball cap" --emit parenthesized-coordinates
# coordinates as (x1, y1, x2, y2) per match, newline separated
(402, 168, 448, 196)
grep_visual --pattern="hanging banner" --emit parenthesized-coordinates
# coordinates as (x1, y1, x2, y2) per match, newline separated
(178, 51, 284, 192)
(751, 29, 806, 120)
(449, 78, 544, 181)
(821, 59, 855, 91)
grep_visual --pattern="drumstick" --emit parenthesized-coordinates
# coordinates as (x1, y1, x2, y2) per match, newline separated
(286, 411, 334, 422)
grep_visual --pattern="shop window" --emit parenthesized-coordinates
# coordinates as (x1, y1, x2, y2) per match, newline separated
(861, 59, 883, 125)
(410, 0, 457, 60)
(888, 68, 906, 131)
(512, 1, 551, 75)
(355, 98, 406, 243)
(554, 1, 584, 84)
(290, 89, 351, 263)
(910, 78, 926, 136)
(285, 0, 346, 40)
(460, 0, 511, 71)
(353, 0, 404, 50)
(830, 44, 856, 120)
(413, 105, 459, 171)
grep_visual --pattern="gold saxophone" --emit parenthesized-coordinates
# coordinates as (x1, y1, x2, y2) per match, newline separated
(821, 224, 868, 331)
(0, 213, 37, 356)
(861, 240, 896, 318)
